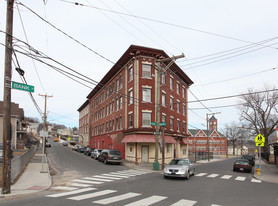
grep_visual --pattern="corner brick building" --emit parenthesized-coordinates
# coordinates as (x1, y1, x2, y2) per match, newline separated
(78, 45, 194, 164)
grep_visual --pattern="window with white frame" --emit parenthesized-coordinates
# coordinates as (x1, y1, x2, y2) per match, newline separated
(142, 64, 151, 78)
(183, 122, 186, 133)
(129, 90, 133, 104)
(142, 88, 151, 103)
(161, 73, 165, 84)
(119, 96, 123, 109)
(119, 76, 123, 89)
(116, 98, 119, 111)
(182, 104, 185, 115)
(170, 117, 174, 130)
(162, 114, 166, 123)
(177, 100, 180, 113)
(177, 119, 180, 131)
(170, 97, 174, 110)
(182, 87, 185, 98)
(170, 77, 173, 90)
(116, 118, 119, 130)
(161, 93, 166, 106)
(129, 113, 133, 127)
(120, 116, 123, 129)
(129, 66, 133, 81)
(116, 79, 119, 91)
(142, 112, 151, 126)
(177, 82, 180, 94)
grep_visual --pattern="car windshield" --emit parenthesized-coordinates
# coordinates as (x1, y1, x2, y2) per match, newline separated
(110, 151, 121, 155)
(169, 159, 189, 165)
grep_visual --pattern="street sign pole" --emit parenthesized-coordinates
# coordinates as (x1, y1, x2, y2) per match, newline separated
(259, 146, 261, 176)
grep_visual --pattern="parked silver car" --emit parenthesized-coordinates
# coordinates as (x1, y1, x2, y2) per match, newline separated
(163, 158, 195, 179)
(91, 149, 102, 159)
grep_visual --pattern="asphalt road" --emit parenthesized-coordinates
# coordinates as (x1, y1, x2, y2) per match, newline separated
(1, 140, 278, 206)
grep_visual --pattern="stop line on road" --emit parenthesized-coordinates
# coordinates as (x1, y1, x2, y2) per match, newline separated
(194, 172, 261, 183)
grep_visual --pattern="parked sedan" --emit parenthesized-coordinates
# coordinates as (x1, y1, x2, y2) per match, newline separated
(163, 158, 195, 179)
(62, 141, 68, 146)
(91, 149, 102, 159)
(72, 145, 80, 151)
(84, 147, 93, 156)
(233, 159, 252, 173)
(77, 146, 86, 153)
(45, 142, 51, 147)
(98, 149, 122, 164)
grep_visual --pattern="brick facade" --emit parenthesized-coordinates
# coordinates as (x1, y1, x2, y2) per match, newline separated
(79, 45, 194, 164)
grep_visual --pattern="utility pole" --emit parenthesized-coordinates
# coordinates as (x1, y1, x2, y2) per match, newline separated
(206, 112, 221, 162)
(39, 94, 52, 172)
(2, 0, 14, 195)
(154, 54, 185, 170)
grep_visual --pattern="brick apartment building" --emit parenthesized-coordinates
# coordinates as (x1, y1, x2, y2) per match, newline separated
(78, 45, 194, 164)
(187, 116, 227, 156)
(77, 100, 90, 146)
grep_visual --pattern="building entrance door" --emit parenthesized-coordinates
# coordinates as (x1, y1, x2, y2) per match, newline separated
(141, 146, 149, 162)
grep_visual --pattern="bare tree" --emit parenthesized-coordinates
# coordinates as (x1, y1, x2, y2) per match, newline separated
(224, 122, 243, 155)
(238, 86, 278, 154)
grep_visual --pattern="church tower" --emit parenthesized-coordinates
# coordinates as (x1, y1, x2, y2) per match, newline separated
(209, 115, 217, 131)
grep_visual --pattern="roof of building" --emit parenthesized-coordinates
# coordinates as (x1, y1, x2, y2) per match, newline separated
(86, 45, 194, 100)
(0, 101, 24, 119)
(188, 129, 225, 138)
(77, 100, 89, 112)
(209, 115, 217, 121)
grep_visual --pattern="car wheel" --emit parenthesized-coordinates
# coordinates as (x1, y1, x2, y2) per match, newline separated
(186, 170, 190, 180)
(104, 159, 108, 164)
(164, 175, 168, 179)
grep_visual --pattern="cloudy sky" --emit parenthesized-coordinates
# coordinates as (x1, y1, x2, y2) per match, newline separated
(0, 0, 277, 129)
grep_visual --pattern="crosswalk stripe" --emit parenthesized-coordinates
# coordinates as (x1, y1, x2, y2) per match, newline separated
(67, 190, 117, 201)
(70, 183, 92, 187)
(93, 192, 141, 205)
(101, 173, 130, 178)
(221, 175, 232, 179)
(109, 172, 137, 176)
(251, 178, 261, 183)
(51, 186, 78, 191)
(195, 173, 207, 177)
(124, 195, 167, 206)
(207, 174, 219, 178)
(93, 175, 122, 180)
(82, 177, 114, 182)
(72, 179, 103, 184)
(235, 176, 246, 181)
(46, 187, 96, 198)
(170, 199, 197, 206)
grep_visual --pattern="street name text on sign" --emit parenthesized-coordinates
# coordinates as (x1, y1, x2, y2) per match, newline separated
(12, 81, 34, 93)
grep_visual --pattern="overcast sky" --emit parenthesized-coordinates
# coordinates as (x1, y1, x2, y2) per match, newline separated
(1, 0, 277, 130)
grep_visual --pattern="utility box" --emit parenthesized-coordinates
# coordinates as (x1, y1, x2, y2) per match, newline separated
(153, 161, 160, 171)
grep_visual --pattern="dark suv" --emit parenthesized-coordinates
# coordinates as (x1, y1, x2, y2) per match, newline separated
(98, 149, 122, 165)
(241, 154, 255, 166)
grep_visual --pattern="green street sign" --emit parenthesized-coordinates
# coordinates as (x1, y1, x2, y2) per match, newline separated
(151, 122, 156, 126)
(12, 81, 34, 93)
(159, 122, 166, 126)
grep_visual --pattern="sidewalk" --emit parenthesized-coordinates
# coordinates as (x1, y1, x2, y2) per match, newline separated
(253, 158, 278, 184)
(0, 147, 52, 199)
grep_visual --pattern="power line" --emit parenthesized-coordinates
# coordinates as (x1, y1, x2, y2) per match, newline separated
(17, 1, 115, 65)
(61, 0, 277, 49)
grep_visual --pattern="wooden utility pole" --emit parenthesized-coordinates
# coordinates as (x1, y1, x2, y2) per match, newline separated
(2, 0, 14, 195)
(39, 94, 52, 172)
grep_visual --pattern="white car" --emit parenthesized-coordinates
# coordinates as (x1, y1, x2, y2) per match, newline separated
(163, 158, 195, 179)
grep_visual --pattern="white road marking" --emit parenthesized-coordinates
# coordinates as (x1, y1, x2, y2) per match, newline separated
(72, 179, 103, 184)
(221, 175, 232, 179)
(170, 199, 197, 206)
(195, 173, 207, 177)
(124, 195, 167, 206)
(93, 192, 141, 205)
(67, 190, 117, 201)
(235, 176, 246, 181)
(93, 175, 122, 180)
(51, 186, 78, 191)
(46, 187, 96, 198)
(101, 173, 130, 178)
(251, 178, 261, 183)
(109, 172, 137, 176)
(207, 174, 219, 178)
(70, 183, 92, 187)
(82, 177, 114, 182)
